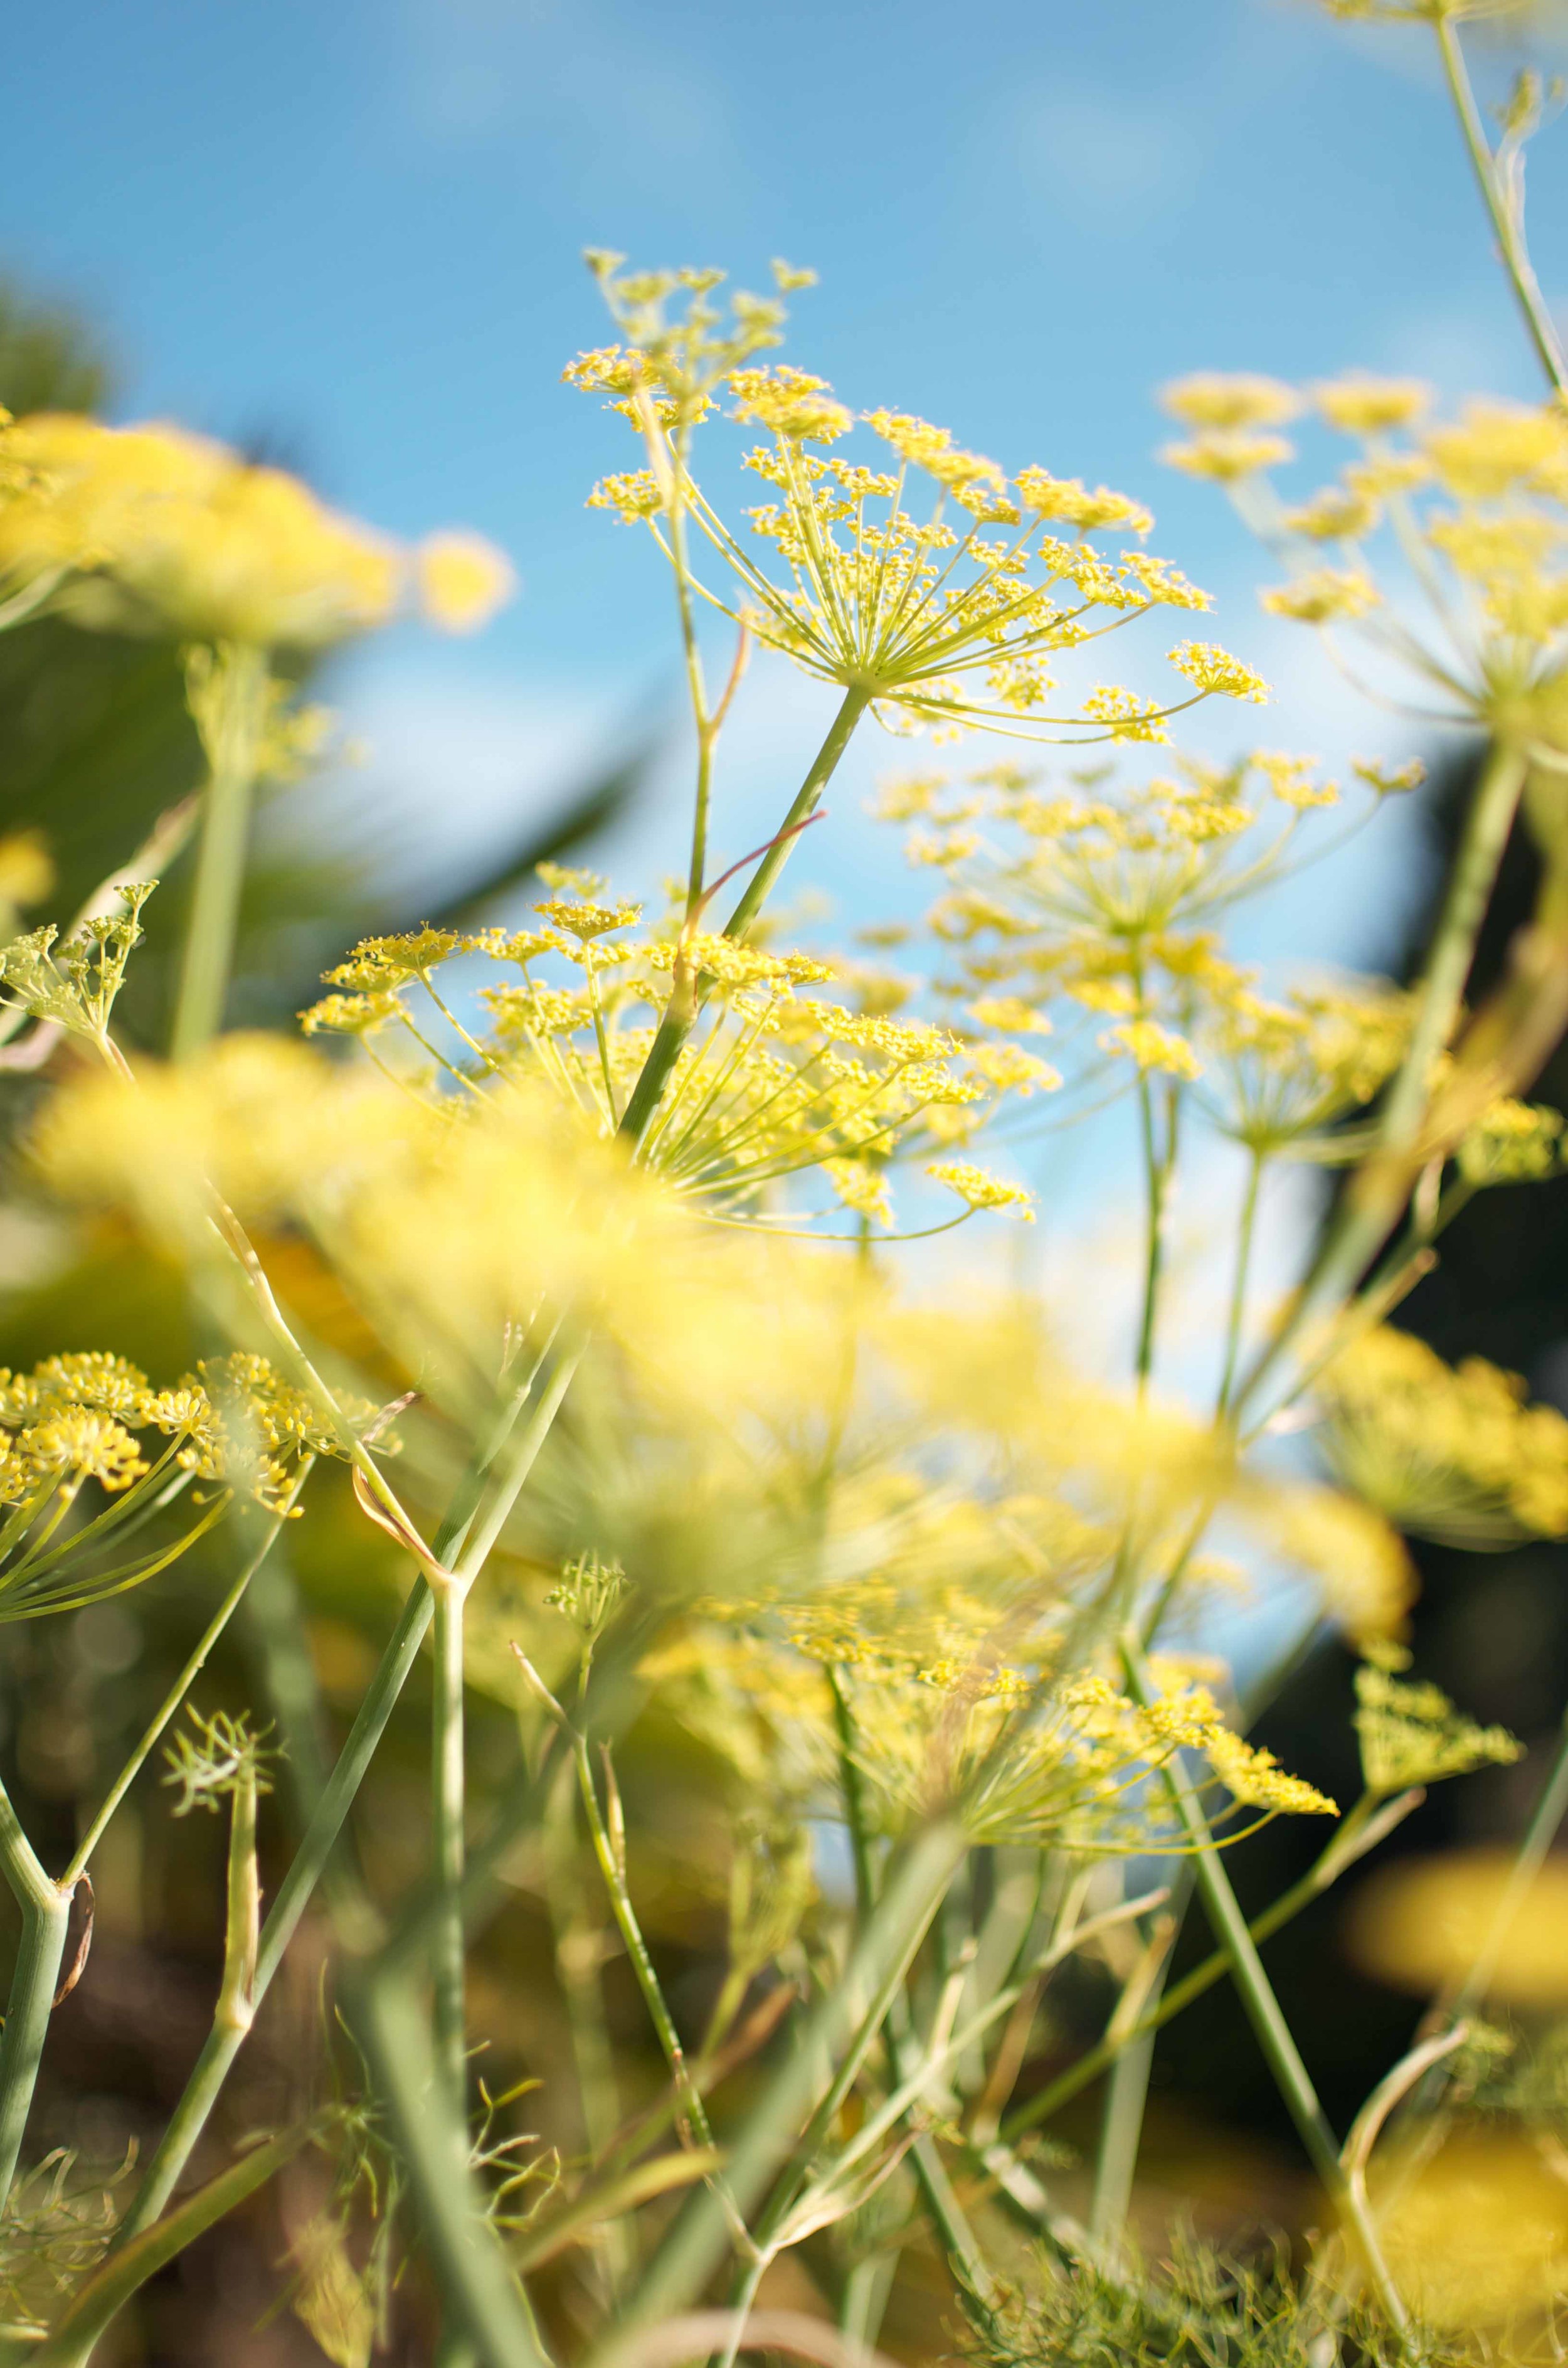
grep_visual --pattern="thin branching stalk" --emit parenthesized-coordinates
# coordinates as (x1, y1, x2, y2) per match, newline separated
(1000, 1790, 1412, 2147)
(351, 1968, 553, 2368)
(608, 1822, 966, 2348)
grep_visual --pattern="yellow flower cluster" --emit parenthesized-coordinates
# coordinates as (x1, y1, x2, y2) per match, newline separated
(0, 410, 512, 649)
(568, 259, 1266, 743)
(645, 1603, 1335, 1847)
(1163, 371, 1568, 746)
(1205, 980, 1411, 1154)
(872, 749, 1394, 1124)
(0, 1347, 366, 1620)
(1353, 1640, 1522, 1795)
(1317, 1324, 1568, 1548)
(1455, 1093, 1563, 1185)
(297, 876, 1042, 1235)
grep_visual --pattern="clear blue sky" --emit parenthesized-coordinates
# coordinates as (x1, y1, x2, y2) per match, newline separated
(6, 0, 1565, 940)
(13, 0, 1565, 1455)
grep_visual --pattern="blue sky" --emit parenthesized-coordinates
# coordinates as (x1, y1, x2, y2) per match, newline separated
(11, 0, 1564, 1485)
(9, 0, 1566, 969)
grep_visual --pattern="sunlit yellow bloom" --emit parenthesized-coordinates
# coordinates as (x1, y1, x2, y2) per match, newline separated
(1311, 373, 1431, 435)
(1350, 1848, 1568, 2009)
(1259, 567, 1380, 622)
(568, 258, 1268, 744)
(417, 531, 516, 632)
(1161, 430, 1295, 482)
(1353, 1640, 1520, 1793)
(1318, 1323, 1568, 1546)
(1160, 373, 1300, 430)
(0, 412, 512, 650)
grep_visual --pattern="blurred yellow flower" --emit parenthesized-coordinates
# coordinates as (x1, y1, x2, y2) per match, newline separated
(417, 530, 517, 633)
(1349, 1848, 1568, 2005)
(1371, 2131, 1568, 2327)
(0, 412, 514, 650)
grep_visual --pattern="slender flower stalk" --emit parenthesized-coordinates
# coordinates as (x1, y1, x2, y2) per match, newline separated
(1121, 1633, 1409, 2332)
(617, 684, 871, 1145)
(115, 1349, 576, 2241)
(1433, 8, 1568, 401)
(169, 643, 270, 1062)
(1237, 738, 1527, 1418)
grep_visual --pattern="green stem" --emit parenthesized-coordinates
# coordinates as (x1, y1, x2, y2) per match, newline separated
(216, 1760, 259, 2037)
(720, 686, 869, 943)
(170, 642, 269, 1062)
(1088, 1875, 1194, 2246)
(574, 1738, 714, 2152)
(544, 1766, 630, 2296)
(434, 1580, 471, 2109)
(839, 2254, 894, 2354)
(617, 686, 871, 1147)
(1088, 2019, 1158, 2246)
(235, 1530, 330, 1833)
(1216, 1150, 1264, 1418)
(1238, 738, 1527, 1420)
(116, 1580, 434, 2239)
(1434, 10, 1568, 399)
(824, 1673, 1001, 2326)
(1120, 1635, 1407, 2332)
(357, 1968, 553, 2368)
(0, 1780, 69, 2216)
(612, 1822, 964, 2345)
(1001, 1755, 1379, 2151)
(115, 1352, 574, 2240)
(1452, 1696, 1568, 2022)
(65, 1495, 297, 1887)
(1133, 1074, 1178, 1394)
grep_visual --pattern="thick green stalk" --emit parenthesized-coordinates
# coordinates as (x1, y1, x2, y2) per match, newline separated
(825, 1673, 1001, 2322)
(720, 686, 870, 943)
(1088, 1878, 1192, 2246)
(0, 1781, 70, 2216)
(544, 1766, 631, 2296)
(1238, 740, 1527, 1420)
(354, 1969, 552, 2368)
(1121, 1636, 1407, 2332)
(170, 642, 269, 1061)
(116, 1579, 435, 2238)
(617, 685, 871, 1146)
(116, 1354, 573, 2239)
(218, 1760, 260, 2036)
(1434, 10, 1568, 400)
(433, 1581, 471, 2107)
